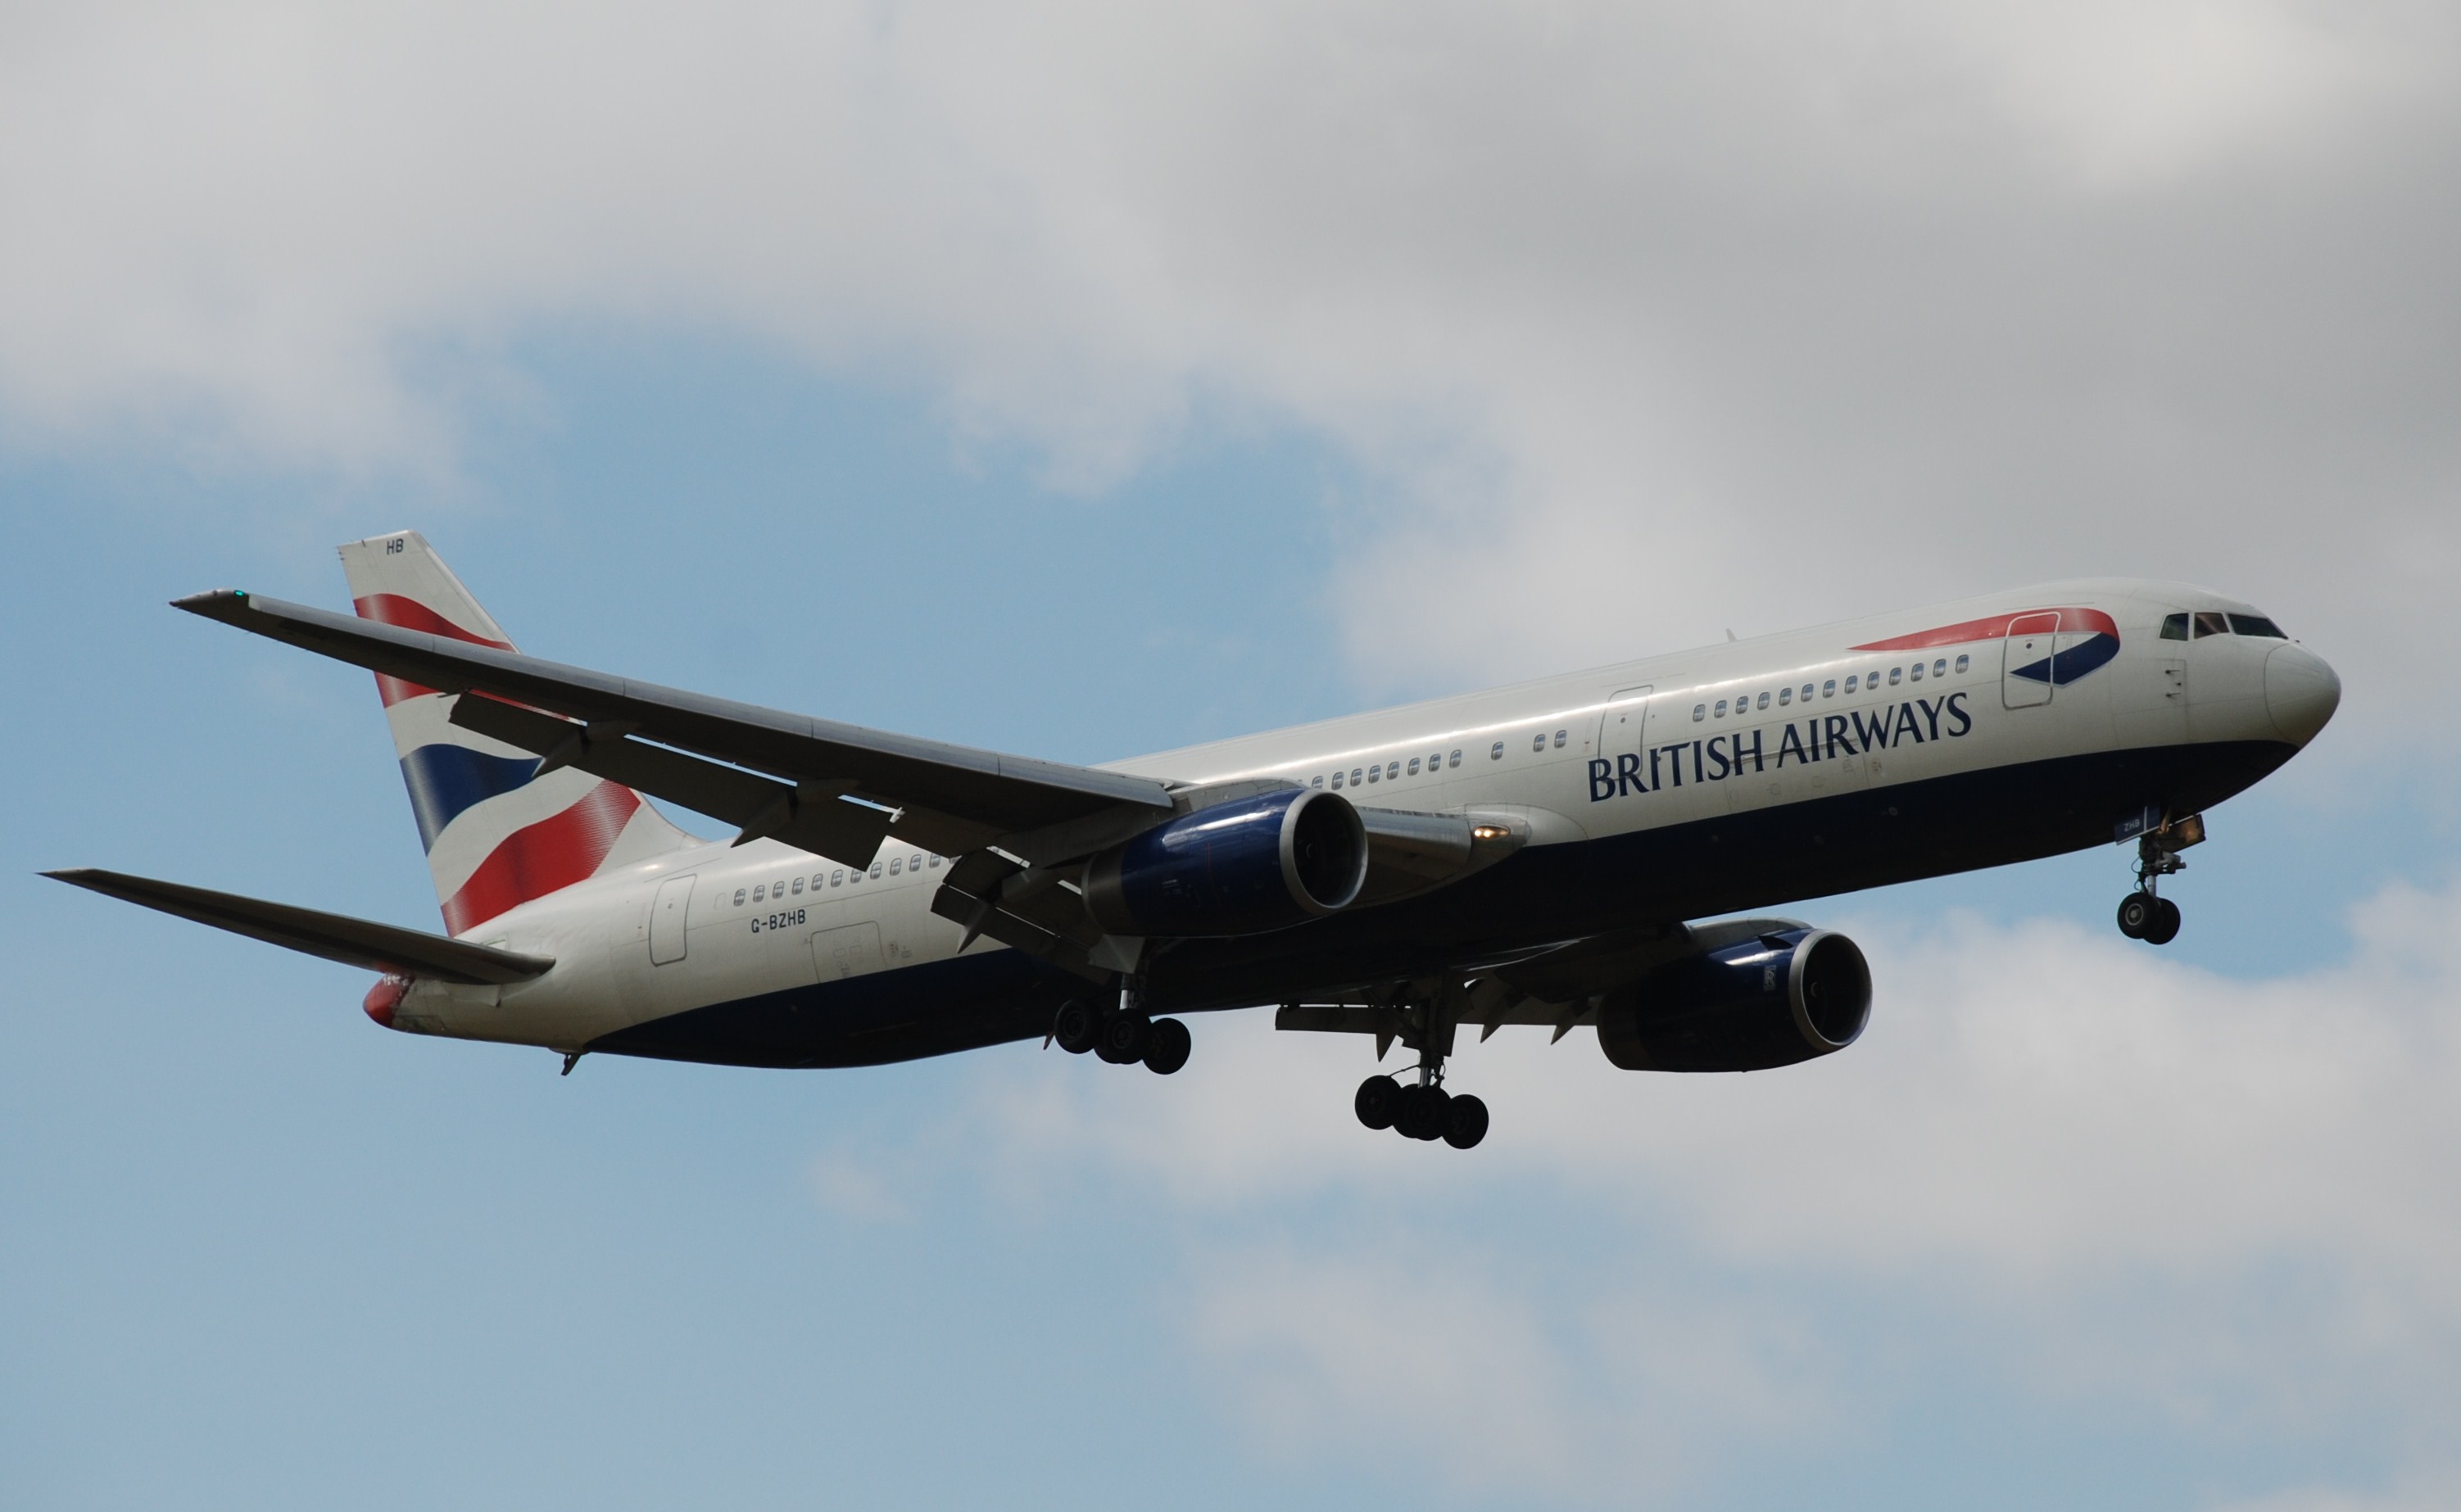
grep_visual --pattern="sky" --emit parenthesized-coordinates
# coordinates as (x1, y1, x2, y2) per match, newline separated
(4, 2, 2460, 1508)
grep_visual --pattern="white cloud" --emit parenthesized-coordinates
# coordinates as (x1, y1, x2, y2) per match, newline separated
(4, 2, 2457, 759)
(972, 876, 2461, 1492)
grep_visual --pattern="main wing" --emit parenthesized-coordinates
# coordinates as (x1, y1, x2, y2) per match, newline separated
(175, 590, 1178, 871)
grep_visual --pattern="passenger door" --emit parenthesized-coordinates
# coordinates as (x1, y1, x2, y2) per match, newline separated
(649, 874, 694, 965)
(2002, 613, 2058, 709)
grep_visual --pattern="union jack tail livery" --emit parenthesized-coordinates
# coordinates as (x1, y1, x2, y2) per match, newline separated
(338, 531, 695, 936)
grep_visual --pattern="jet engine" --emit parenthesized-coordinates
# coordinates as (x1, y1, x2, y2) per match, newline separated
(1595, 927, 1871, 1073)
(1083, 789, 1369, 937)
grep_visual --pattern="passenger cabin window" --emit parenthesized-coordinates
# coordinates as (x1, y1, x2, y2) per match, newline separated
(869, 862, 883, 879)
(2230, 613, 2287, 638)
(1800, 684, 1814, 701)
(890, 858, 902, 875)
(1778, 687, 1792, 706)
(1389, 761, 1401, 779)
(1331, 771, 1344, 788)
(733, 888, 747, 906)
(1367, 765, 1380, 783)
(1693, 704, 1706, 722)
(1449, 749, 1462, 767)
(2160, 613, 2191, 641)
(1407, 757, 1421, 775)
(811, 873, 824, 890)
(1756, 692, 1770, 710)
(1715, 698, 1729, 717)
(2195, 611, 2230, 637)
(1889, 667, 1902, 686)
(832, 869, 844, 886)
(1553, 730, 1567, 749)
(1312, 774, 1324, 787)
(1844, 676, 1857, 694)
(1910, 663, 1924, 681)
(1353, 767, 1364, 785)
(1955, 654, 1970, 672)
(1531, 732, 1546, 752)
(792, 876, 804, 894)
(1933, 659, 1947, 677)
(1822, 679, 1836, 698)
(753, 884, 766, 902)
(1491, 741, 1504, 760)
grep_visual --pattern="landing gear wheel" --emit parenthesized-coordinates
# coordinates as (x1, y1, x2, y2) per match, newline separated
(2116, 894, 2154, 939)
(2144, 897, 2182, 946)
(1354, 1075, 1403, 1130)
(1442, 1093, 1489, 1150)
(1142, 1017, 1191, 1075)
(1395, 1084, 1451, 1141)
(1095, 1011, 1151, 1064)
(1052, 998, 1102, 1054)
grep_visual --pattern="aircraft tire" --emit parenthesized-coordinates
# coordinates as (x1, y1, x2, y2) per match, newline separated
(1096, 1011, 1151, 1064)
(1442, 1093, 1489, 1150)
(1143, 1017, 1191, 1075)
(1354, 1075, 1402, 1130)
(1053, 999, 1103, 1054)
(1395, 1085, 1450, 1141)
(2144, 898, 2182, 946)
(2116, 894, 2152, 939)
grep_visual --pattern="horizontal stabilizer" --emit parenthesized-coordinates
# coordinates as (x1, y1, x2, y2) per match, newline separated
(43, 868, 554, 985)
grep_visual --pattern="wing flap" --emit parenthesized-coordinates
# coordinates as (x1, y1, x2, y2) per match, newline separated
(44, 868, 554, 985)
(446, 695, 900, 867)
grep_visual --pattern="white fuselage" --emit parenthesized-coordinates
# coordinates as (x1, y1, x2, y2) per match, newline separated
(389, 577, 2331, 1057)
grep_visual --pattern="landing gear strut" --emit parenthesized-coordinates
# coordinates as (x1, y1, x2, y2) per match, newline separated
(2116, 814, 2201, 946)
(1052, 989, 1191, 1075)
(1351, 984, 1488, 1149)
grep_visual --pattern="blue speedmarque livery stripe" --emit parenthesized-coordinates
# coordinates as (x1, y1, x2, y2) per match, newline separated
(399, 744, 542, 851)
(2010, 634, 2121, 686)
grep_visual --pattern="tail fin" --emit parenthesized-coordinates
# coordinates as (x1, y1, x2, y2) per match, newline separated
(338, 530, 696, 935)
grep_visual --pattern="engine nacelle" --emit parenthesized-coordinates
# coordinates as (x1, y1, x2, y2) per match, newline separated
(1083, 789, 1368, 937)
(1596, 927, 1871, 1073)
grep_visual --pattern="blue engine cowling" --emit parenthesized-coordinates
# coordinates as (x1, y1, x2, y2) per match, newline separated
(1082, 789, 1369, 937)
(1596, 927, 1871, 1072)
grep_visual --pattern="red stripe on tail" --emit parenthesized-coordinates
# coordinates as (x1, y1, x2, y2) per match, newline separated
(440, 781, 642, 935)
(354, 593, 514, 648)
(355, 594, 512, 708)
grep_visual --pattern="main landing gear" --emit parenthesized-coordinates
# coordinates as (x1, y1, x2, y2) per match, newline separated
(2115, 813, 2205, 946)
(1349, 982, 1488, 1149)
(1354, 1070, 1489, 1149)
(1052, 992, 1191, 1075)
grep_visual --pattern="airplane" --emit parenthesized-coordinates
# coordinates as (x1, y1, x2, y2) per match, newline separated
(49, 532, 2341, 1150)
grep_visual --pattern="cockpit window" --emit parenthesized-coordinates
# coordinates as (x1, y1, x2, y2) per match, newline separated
(2229, 613, 2287, 639)
(2160, 613, 2190, 641)
(2193, 611, 2231, 638)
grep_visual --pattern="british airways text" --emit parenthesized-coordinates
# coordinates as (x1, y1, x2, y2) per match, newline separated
(1589, 692, 1974, 801)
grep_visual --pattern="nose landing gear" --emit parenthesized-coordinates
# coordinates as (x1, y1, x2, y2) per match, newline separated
(2115, 813, 2203, 946)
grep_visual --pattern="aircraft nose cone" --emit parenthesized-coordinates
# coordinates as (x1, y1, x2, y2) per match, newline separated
(2264, 642, 2341, 745)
